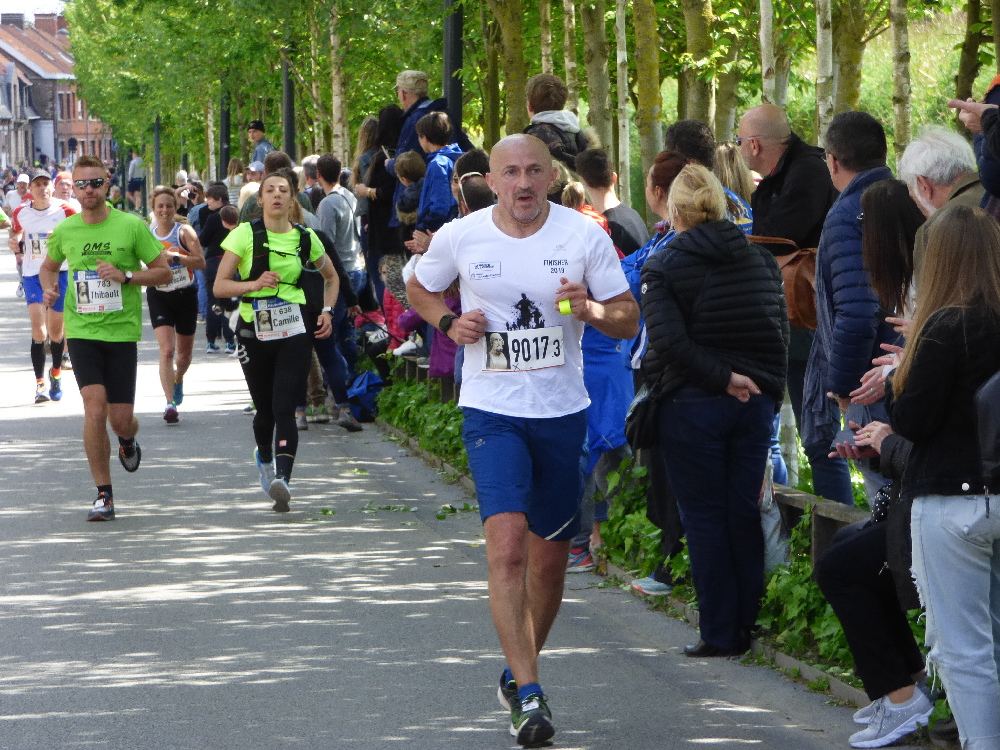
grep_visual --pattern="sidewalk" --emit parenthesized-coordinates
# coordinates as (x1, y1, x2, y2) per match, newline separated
(0, 259, 905, 750)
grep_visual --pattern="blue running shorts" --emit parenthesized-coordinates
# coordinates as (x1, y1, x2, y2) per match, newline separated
(462, 407, 587, 541)
(23, 271, 68, 312)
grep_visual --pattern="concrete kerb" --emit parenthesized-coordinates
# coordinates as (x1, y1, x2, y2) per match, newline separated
(373, 418, 870, 711)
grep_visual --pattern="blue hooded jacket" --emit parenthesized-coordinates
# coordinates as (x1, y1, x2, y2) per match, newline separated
(416, 143, 462, 232)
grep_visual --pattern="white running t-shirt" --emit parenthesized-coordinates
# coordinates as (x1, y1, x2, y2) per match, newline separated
(416, 202, 629, 419)
(12, 200, 75, 276)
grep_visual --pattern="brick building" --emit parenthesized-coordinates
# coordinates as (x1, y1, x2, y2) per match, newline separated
(0, 13, 113, 169)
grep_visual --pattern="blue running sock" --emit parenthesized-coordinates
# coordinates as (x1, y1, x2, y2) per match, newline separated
(518, 682, 542, 703)
(503, 666, 514, 685)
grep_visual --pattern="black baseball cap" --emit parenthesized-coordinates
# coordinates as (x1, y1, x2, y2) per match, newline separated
(247, 120, 265, 132)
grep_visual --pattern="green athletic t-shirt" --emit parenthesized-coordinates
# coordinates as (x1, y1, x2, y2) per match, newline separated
(47, 210, 165, 342)
(221, 222, 325, 323)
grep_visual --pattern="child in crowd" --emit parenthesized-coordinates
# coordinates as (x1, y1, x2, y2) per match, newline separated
(414, 111, 462, 233)
(394, 150, 425, 231)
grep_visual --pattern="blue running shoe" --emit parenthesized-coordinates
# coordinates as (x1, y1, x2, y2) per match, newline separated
(49, 370, 63, 401)
(255, 448, 275, 494)
(172, 381, 184, 405)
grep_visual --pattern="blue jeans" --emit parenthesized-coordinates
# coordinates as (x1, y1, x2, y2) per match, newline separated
(787, 357, 853, 504)
(658, 386, 776, 649)
(328, 269, 367, 405)
(911, 494, 1000, 749)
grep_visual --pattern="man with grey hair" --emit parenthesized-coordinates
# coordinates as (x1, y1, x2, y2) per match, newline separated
(300, 154, 323, 212)
(389, 70, 471, 227)
(897, 127, 984, 280)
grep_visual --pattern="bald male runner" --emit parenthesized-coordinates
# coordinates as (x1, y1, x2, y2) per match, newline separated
(408, 134, 639, 747)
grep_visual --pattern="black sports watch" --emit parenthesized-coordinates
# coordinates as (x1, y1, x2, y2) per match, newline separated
(439, 314, 460, 334)
(124, 271, 134, 284)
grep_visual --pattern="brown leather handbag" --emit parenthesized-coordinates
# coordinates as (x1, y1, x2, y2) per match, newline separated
(749, 235, 817, 330)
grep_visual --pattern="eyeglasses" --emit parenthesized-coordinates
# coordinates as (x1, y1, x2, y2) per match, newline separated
(734, 136, 762, 146)
(74, 178, 107, 189)
(457, 171, 484, 205)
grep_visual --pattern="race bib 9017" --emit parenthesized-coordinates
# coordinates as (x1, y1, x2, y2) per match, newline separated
(483, 325, 564, 372)
(74, 270, 123, 314)
(251, 297, 306, 341)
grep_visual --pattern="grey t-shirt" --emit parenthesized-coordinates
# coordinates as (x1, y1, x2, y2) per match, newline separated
(317, 187, 362, 272)
(603, 203, 649, 257)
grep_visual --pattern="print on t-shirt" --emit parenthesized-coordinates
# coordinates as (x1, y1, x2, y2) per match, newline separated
(508, 293, 545, 330)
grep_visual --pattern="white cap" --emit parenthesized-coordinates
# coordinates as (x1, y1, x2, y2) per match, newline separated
(16, 173, 29, 184)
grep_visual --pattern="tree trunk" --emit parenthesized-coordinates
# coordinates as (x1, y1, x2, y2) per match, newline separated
(205, 100, 216, 183)
(309, 7, 324, 153)
(329, 0, 349, 163)
(832, 0, 867, 113)
(955, 0, 983, 106)
(540, 0, 554, 75)
(760, 0, 776, 104)
(563, 0, 579, 113)
(816, 0, 835, 143)
(615, 0, 631, 205)
(890, 0, 911, 159)
(993, 0, 1000, 73)
(774, 53, 791, 109)
(581, 0, 611, 147)
(480, 1, 503, 148)
(681, 0, 714, 126)
(489, 0, 530, 134)
(715, 37, 741, 142)
(633, 0, 663, 174)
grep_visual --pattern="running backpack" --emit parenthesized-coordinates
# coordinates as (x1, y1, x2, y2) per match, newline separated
(244, 219, 325, 323)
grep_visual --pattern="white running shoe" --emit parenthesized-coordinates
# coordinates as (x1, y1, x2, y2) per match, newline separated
(269, 477, 291, 513)
(849, 692, 933, 748)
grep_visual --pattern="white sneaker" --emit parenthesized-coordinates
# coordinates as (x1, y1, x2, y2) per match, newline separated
(854, 682, 930, 724)
(269, 477, 291, 513)
(849, 692, 933, 748)
(394, 339, 419, 357)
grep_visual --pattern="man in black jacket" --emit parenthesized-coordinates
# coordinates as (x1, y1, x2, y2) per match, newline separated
(738, 104, 837, 248)
(737, 104, 852, 504)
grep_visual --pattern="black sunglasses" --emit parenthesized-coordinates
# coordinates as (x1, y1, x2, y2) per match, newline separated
(74, 178, 107, 189)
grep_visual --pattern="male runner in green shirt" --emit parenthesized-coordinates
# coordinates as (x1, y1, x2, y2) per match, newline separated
(40, 155, 172, 521)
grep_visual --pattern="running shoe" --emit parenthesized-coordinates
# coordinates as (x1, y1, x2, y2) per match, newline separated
(630, 575, 673, 596)
(118, 440, 141, 472)
(49, 370, 63, 401)
(243, 401, 255, 414)
(255, 448, 275, 494)
(163, 403, 179, 424)
(497, 671, 518, 711)
(172, 381, 184, 405)
(295, 410, 308, 431)
(269, 477, 291, 513)
(567, 547, 595, 573)
(848, 691, 932, 748)
(206, 342, 221, 354)
(854, 682, 931, 724)
(225, 342, 237, 356)
(510, 693, 554, 748)
(337, 407, 363, 432)
(62, 352, 72, 370)
(34, 381, 49, 404)
(87, 493, 115, 522)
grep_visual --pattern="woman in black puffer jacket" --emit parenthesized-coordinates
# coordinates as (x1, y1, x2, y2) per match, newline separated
(641, 164, 789, 657)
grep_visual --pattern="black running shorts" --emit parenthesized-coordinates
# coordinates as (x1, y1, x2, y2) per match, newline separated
(67, 339, 139, 404)
(147, 285, 199, 336)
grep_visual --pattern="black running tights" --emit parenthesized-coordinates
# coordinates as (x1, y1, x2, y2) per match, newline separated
(237, 319, 312, 481)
